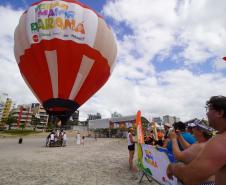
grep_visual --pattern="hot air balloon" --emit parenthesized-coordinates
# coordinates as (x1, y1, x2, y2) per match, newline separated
(14, 0, 117, 124)
(223, 57, 226, 61)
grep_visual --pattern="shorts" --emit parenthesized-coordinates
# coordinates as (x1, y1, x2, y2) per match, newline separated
(128, 144, 135, 151)
(198, 182, 215, 185)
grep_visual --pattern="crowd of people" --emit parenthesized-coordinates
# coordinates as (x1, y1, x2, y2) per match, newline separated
(46, 129, 67, 147)
(45, 130, 86, 147)
(128, 95, 226, 185)
(166, 96, 226, 185)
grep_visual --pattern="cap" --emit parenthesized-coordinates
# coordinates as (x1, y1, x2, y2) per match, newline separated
(164, 123, 171, 128)
(190, 119, 213, 132)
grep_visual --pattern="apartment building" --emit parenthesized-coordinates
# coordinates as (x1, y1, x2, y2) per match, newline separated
(0, 93, 13, 123)
(11, 104, 32, 127)
(162, 115, 180, 126)
(31, 103, 49, 129)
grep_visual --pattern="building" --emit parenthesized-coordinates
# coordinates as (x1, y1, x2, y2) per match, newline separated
(152, 117, 163, 125)
(89, 118, 110, 129)
(88, 115, 150, 137)
(1, 98, 13, 121)
(89, 115, 150, 129)
(11, 104, 33, 128)
(87, 113, 102, 121)
(0, 93, 13, 123)
(162, 115, 180, 127)
(31, 103, 49, 129)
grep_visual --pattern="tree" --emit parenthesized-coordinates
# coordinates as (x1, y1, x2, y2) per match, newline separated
(111, 112, 122, 118)
(87, 113, 102, 120)
(31, 115, 40, 131)
(4, 115, 17, 130)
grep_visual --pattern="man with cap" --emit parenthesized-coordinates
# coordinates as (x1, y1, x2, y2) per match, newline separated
(164, 123, 171, 139)
(167, 96, 226, 185)
(166, 121, 196, 153)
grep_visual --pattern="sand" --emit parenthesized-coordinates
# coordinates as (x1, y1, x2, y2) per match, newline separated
(0, 136, 158, 185)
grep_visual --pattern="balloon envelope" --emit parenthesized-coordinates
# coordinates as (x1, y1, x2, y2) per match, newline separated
(14, 0, 117, 121)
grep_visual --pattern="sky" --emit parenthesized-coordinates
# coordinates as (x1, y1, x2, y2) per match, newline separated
(1, 0, 226, 121)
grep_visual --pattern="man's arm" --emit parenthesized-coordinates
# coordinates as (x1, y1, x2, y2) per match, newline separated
(170, 131, 185, 161)
(170, 131, 195, 163)
(167, 135, 226, 185)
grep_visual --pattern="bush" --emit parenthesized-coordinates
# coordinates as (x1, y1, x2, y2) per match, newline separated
(2, 129, 41, 136)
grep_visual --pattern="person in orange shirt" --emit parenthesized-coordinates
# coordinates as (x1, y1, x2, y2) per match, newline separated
(156, 129, 164, 146)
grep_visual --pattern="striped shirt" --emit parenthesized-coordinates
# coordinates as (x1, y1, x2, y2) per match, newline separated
(198, 182, 215, 185)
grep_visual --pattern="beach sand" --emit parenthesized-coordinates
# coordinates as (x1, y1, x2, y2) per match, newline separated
(0, 136, 158, 185)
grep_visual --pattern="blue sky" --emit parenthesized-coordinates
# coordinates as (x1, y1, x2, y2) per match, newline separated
(1, 0, 226, 121)
(0, 0, 106, 12)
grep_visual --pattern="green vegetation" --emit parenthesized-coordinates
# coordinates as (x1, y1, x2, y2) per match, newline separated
(1, 129, 42, 136)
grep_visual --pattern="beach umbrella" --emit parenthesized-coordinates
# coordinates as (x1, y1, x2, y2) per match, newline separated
(14, 0, 117, 124)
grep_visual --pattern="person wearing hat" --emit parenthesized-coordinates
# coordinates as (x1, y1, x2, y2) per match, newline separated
(127, 127, 136, 171)
(166, 121, 196, 153)
(164, 123, 171, 139)
(191, 121, 213, 143)
(170, 120, 213, 160)
(167, 95, 226, 185)
(177, 120, 213, 149)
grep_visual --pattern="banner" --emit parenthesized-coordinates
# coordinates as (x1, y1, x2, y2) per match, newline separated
(137, 144, 177, 185)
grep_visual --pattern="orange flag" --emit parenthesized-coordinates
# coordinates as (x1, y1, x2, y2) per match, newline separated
(136, 110, 144, 144)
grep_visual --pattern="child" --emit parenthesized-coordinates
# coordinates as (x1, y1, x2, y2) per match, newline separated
(81, 136, 85, 146)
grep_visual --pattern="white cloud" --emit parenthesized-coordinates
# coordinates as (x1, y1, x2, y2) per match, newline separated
(0, 6, 36, 105)
(0, 6, 23, 62)
(213, 58, 226, 71)
(177, 0, 226, 63)
(80, 68, 226, 121)
(103, 0, 226, 65)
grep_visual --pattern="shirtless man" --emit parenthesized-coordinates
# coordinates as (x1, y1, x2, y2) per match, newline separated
(167, 96, 226, 185)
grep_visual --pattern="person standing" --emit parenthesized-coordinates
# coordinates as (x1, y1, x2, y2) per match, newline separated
(166, 121, 196, 153)
(127, 128, 136, 171)
(76, 132, 81, 145)
(63, 131, 67, 146)
(164, 123, 171, 139)
(49, 131, 55, 147)
(81, 136, 85, 146)
(45, 132, 51, 147)
(167, 96, 226, 185)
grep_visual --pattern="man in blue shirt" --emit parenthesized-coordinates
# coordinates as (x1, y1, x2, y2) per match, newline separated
(166, 121, 196, 153)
